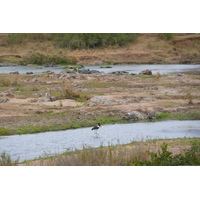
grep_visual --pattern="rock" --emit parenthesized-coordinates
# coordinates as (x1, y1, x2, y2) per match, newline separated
(177, 73, 186, 77)
(78, 69, 92, 74)
(123, 111, 147, 120)
(0, 90, 14, 98)
(30, 77, 39, 83)
(87, 96, 115, 106)
(9, 71, 19, 74)
(111, 71, 129, 75)
(37, 98, 51, 103)
(0, 98, 9, 103)
(45, 63, 57, 67)
(90, 70, 101, 74)
(139, 69, 152, 75)
(42, 93, 52, 98)
(26, 72, 34, 74)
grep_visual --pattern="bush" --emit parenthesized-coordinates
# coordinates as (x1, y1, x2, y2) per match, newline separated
(53, 33, 139, 49)
(0, 152, 19, 166)
(6, 33, 52, 45)
(158, 33, 174, 40)
(133, 141, 200, 166)
(23, 53, 77, 65)
(6, 33, 139, 49)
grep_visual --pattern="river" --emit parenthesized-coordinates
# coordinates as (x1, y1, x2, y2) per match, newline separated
(0, 120, 199, 162)
(0, 64, 200, 75)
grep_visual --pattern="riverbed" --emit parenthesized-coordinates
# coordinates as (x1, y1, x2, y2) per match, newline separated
(0, 120, 199, 162)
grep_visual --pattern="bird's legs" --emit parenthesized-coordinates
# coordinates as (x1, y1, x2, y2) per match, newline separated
(94, 130, 99, 137)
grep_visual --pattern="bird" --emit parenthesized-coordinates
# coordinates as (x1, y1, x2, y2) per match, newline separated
(91, 123, 101, 137)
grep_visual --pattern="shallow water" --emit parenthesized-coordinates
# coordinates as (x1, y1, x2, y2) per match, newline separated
(0, 120, 199, 162)
(0, 64, 200, 75)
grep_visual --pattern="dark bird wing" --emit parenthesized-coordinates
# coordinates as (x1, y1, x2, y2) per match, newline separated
(92, 125, 99, 130)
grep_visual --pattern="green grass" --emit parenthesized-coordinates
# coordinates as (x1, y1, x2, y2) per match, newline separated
(156, 111, 200, 120)
(84, 81, 131, 88)
(23, 53, 77, 65)
(1, 115, 124, 135)
(0, 127, 9, 136)
(100, 66, 112, 68)
(1, 57, 23, 63)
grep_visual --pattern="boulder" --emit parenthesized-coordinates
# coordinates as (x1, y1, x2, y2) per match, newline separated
(90, 70, 101, 74)
(45, 63, 57, 67)
(139, 69, 152, 75)
(123, 111, 147, 120)
(26, 72, 34, 74)
(112, 71, 129, 75)
(78, 69, 92, 74)
(9, 71, 19, 74)
(0, 98, 9, 103)
(87, 96, 115, 106)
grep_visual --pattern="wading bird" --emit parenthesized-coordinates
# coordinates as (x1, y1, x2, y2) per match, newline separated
(91, 123, 101, 137)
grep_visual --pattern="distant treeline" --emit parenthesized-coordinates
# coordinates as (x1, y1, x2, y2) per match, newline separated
(6, 33, 139, 49)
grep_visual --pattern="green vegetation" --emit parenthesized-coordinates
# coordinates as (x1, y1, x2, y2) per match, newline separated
(100, 66, 112, 68)
(0, 116, 124, 136)
(0, 127, 9, 135)
(158, 33, 174, 40)
(0, 152, 19, 166)
(53, 33, 139, 49)
(23, 52, 77, 65)
(156, 111, 200, 120)
(5, 33, 139, 49)
(131, 140, 200, 166)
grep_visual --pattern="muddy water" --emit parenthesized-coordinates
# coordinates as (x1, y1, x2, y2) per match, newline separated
(0, 64, 200, 74)
(0, 120, 199, 162)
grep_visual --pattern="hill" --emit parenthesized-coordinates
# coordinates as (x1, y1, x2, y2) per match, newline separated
(0, 33, 200, 65)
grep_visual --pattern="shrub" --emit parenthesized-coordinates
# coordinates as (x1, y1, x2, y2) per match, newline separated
(133, 141, 200, 166)
(53, 33, 139, 49)
(23, 53, 77, 65)
(0, 152, 19, 166)
(158, 33, 174, 40)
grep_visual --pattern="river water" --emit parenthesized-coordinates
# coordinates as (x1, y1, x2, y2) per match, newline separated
(0, 120, 199, 162)
(0, 64, 200, 75)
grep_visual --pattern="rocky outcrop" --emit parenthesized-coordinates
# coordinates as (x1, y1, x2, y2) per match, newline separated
(139, 69, 152, 75)
(122, 109, 156, 121)
(123, 111, 147, 120)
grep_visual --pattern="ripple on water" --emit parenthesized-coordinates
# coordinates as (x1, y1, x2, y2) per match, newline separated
(0, 120, 200, 162)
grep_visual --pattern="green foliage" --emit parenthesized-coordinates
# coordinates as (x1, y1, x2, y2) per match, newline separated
(0, 152, 19, 166)
(0, 127, 9, 136)
(6, 33, 139, 49)
(156, 112, 170, 120)
(53, 33, 139, 49)
(133, 141, 200, 166)
(158, 33, 174, 40)
(23, 53, 77, 65)
(100, 66, 112, 68)
(6, 33, 52, 45)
